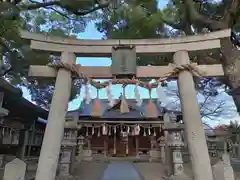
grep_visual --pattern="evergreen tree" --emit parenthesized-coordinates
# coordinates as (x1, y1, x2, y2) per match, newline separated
(1, 0, 240, 113)
(96, 0, 240, 114)
(0, 0, 114, 108)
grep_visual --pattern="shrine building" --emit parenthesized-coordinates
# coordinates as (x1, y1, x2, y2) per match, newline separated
(66, 97, 182, 158)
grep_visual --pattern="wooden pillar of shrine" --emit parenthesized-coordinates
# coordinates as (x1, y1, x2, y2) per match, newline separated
(223, 140, 228, 154)
(135, 136, 139, 157)
(113, 134, 116, 155)
(126, 136, 129, 156)
(87, 139, 91, 150)
(174, 51, 213, 180)
(104, 136, 108, 158)
(35, 52, 75, 180)
(19, 130, 29, 160)
(27, 120, 36, 158)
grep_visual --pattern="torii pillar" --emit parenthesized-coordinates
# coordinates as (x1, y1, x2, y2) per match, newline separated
(35, 52, 75, 180)
(174, 51, 213, 180)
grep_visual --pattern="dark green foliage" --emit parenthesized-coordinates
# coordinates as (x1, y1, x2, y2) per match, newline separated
(0, 0, 111, 108)
(1, 0, 240, 110)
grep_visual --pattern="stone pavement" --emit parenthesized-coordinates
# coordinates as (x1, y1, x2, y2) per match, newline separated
(101, 162, 143, 180)
(2, 161, 240, 180)
(72, 161, 108, 180)
(133, 162, 165, 180)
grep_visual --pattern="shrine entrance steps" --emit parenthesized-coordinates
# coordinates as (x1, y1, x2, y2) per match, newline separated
(95, 156, 151, 162)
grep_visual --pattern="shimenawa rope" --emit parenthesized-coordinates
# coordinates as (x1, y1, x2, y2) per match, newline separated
(47, 61, 205, 89)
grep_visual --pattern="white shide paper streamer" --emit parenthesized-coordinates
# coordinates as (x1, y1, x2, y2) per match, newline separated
(107, 82, 115, 107)
(84, 82, 91, 104)
(134, 84, 142, 106)
(156, 84, 167, 107)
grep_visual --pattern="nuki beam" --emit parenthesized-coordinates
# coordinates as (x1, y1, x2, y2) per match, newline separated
(20, 29, 231, 57)
(28, 64, 225, 78)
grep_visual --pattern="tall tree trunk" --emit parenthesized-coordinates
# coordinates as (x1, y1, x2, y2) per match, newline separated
(237, 134, 240, 159)
(220, 38, 240, 114)
(182, 0, 240, 113)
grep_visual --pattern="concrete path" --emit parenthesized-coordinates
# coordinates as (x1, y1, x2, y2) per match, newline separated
(101, 162, 143, 180)
(133, 163, 165, 180)
(73, 162, 108, 180)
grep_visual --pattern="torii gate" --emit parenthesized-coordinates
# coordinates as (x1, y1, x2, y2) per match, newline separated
(21, 29, 231, 180)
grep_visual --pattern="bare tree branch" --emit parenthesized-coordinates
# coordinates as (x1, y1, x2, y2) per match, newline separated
(222, 0, 240, 27)
(26, 0, 110, 16)
(166, 83, 226, 120)
(201, 101, 225, 118)
(200, 94, 211, 110)
(1, 0, 111, 21)
(72, 1, 110, 16)
(19, 0, 61, 10)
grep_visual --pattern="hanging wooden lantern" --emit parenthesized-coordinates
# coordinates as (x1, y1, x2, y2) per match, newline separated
(111, 45, 136, 78)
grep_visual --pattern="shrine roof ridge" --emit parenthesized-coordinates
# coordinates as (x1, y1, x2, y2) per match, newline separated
(66, 98, 182, 120)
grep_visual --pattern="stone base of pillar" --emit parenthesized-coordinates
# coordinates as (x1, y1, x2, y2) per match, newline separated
(76, 155, 82, 162)
(136, 154, 140, 159)
(56, 175, 78, 180)
(59, 163, 71, 177)
(76, 144, 83, 162)
(59, 147, 73, 177)
(160, 146, 165, 163)
(83, 150, 92, 161)
(103, 150, 107, 158)
(149, 150, 161, 162)
(165, 173, 192, 180)
(84, 156, 93, 161)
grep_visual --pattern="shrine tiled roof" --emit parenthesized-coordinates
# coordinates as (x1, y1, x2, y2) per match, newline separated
(203, 123, 215, 136)
(0, 78, 48, 121)
(66, 98, 182, 119)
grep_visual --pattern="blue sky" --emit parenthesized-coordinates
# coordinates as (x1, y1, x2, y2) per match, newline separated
(23, 0, 240, 126)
